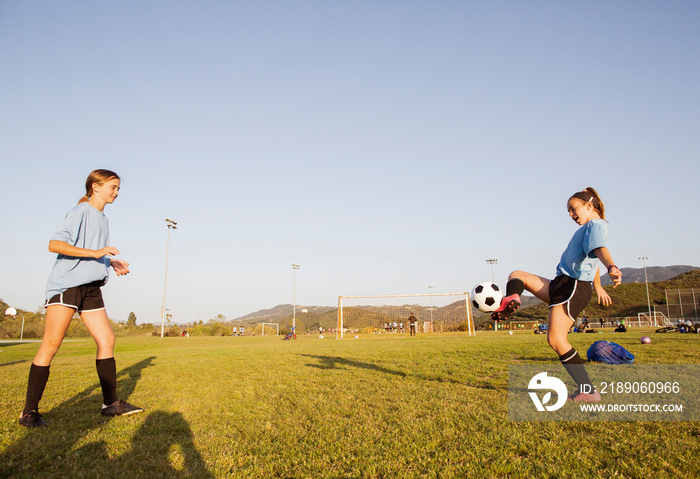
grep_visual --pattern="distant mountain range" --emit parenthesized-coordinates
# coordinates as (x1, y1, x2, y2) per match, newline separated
(234, 304, 335, 323)
(599, 265, 698, 286)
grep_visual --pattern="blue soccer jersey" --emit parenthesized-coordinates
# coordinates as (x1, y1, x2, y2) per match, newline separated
(556, 219, 608, 282)
(45, 203, 111, 300)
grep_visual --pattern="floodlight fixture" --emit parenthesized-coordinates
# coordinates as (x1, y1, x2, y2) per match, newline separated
(486, 259, 498, 283)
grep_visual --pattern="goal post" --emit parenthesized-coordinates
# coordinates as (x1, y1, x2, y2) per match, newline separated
(261, 323, 279, 336)
(336, 292, 474, 339)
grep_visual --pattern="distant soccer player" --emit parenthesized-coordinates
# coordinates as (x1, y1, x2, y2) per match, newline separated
(408, 313, 417, 336)
(19, 170, 143, 428)
(491, 187, 622, 402)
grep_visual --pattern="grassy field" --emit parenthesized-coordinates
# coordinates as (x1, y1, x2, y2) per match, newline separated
(1, 331, 699, 478)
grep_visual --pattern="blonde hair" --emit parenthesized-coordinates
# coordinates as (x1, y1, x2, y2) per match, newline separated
(79, 169, 120, 204)
(570, 187, 605, 220)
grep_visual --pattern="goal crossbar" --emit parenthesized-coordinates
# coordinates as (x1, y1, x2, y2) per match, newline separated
(341, 293, 462, 299)
(337, 292, 474, 339)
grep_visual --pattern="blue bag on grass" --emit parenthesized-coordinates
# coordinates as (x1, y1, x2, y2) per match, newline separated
(587, 340, 635, 364)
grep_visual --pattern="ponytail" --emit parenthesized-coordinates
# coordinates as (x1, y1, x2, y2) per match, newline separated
(79, 169, 120, 204)
(570, 187, 605, 220)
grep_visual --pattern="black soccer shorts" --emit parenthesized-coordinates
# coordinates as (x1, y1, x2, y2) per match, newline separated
(548, 275, 592, 321)
(45, 281, 106, 312)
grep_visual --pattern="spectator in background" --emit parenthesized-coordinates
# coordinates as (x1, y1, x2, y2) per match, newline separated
(408, 313, 418, 336)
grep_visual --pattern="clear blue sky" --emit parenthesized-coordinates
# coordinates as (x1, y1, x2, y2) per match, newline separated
(1, 1, 698, 325)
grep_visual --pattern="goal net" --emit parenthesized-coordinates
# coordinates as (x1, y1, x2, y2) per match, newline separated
(637, 311, 672, 328)
(336, 293, 474, 339)
(258, 323, 279, 336)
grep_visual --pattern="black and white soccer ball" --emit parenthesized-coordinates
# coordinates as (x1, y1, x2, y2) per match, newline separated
(471, 282, 503, 313)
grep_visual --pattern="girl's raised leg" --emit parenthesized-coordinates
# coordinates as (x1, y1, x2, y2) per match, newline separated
(492, 271, 551, 320)
(508, 270, 551, 303)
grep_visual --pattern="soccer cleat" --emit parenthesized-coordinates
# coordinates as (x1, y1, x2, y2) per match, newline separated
(567, 389, 602, 403)
(101, 400, 144, 417)
(19, 410, 47, 428)
(490, 294, 521, 321)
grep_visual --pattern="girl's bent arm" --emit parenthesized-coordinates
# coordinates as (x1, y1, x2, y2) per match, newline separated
(593, 268, 612, 306)
(593, 247, 622, 286)
(49, 240, 120, 259)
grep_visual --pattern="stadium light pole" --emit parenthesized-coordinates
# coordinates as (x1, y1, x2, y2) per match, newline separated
(4, 307, 25, 341)
(486, 259, 498, 283)
(639, 256, 653, 326)
(292, 264, 300, 335)
(161, 219, 177, 339)
(486, 259, 498, 330)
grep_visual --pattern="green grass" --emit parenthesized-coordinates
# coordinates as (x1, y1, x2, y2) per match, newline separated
(1, 331, 699, 478)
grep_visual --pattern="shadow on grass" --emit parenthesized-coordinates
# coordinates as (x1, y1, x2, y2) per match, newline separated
(301, 354, 407, 376)
(511, 356, 559, 363)
(71, 410, 214, 478)
(301, 354, 472, 386)
(0, 356, 214, 478)
(0, 360, 29, 368)
(462, 381, 508, 391)
(0, 342, 40, 349)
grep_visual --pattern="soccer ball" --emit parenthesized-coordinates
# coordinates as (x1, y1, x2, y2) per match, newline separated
(641, 336, 651, 344)
(471, 282, 503, 313)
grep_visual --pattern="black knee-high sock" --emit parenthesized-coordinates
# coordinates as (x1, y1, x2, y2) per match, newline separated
(506, 278, 525, 297)
(96, 358, 119, 405)
(24, 363, 50, 415)
(559, 348, 593, 391)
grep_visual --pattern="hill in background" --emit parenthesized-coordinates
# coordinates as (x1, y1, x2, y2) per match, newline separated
(232, 305, 337, 333)
(600, 265, 698, 286)
(234, 304, 335, 323)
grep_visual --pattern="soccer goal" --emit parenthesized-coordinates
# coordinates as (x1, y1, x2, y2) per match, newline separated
(637, 311, 672, 328)
(336, 293, 474, 339)
(261, 323, 279, 336)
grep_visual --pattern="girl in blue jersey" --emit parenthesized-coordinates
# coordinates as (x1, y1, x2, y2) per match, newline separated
(491, 187, 622, 402)
(19, 170, 143, 428)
